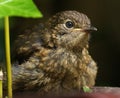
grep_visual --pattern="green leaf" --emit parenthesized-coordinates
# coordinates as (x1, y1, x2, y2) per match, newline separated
(0, 0, 43, 18)
(83, 86, 92, 93)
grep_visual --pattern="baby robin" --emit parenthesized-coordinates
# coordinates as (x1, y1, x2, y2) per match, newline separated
(10, 10, 97, 95)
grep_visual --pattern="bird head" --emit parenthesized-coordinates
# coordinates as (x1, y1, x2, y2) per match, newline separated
(44, 11, 97, 51)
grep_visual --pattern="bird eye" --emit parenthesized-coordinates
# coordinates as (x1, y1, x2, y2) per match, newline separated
(65, 20, 74, 28)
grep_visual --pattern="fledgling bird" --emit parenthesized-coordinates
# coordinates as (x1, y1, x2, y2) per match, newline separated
(11, 10, 97, 95)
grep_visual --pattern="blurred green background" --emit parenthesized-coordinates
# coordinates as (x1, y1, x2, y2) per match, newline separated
(0, 0, 120, 87)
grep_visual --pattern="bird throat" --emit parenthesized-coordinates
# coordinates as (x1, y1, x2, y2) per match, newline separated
(67, 34, 89, 56)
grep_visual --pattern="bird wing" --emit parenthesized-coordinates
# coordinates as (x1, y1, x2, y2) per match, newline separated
(11, 23, 44, 64)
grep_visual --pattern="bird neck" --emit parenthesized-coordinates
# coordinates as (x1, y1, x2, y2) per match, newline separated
(71, 44, 89, 58)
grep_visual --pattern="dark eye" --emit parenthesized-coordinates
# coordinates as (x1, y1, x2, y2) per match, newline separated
(65, 21, 74, 28)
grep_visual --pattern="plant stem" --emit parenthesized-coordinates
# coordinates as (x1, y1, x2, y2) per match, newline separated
(0, 69, 3, 98)
(4, 16, 12, 98)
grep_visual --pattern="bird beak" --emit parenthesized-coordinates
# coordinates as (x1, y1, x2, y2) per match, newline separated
(82, 26, 97, 32)
(74, 26, 97, 33)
